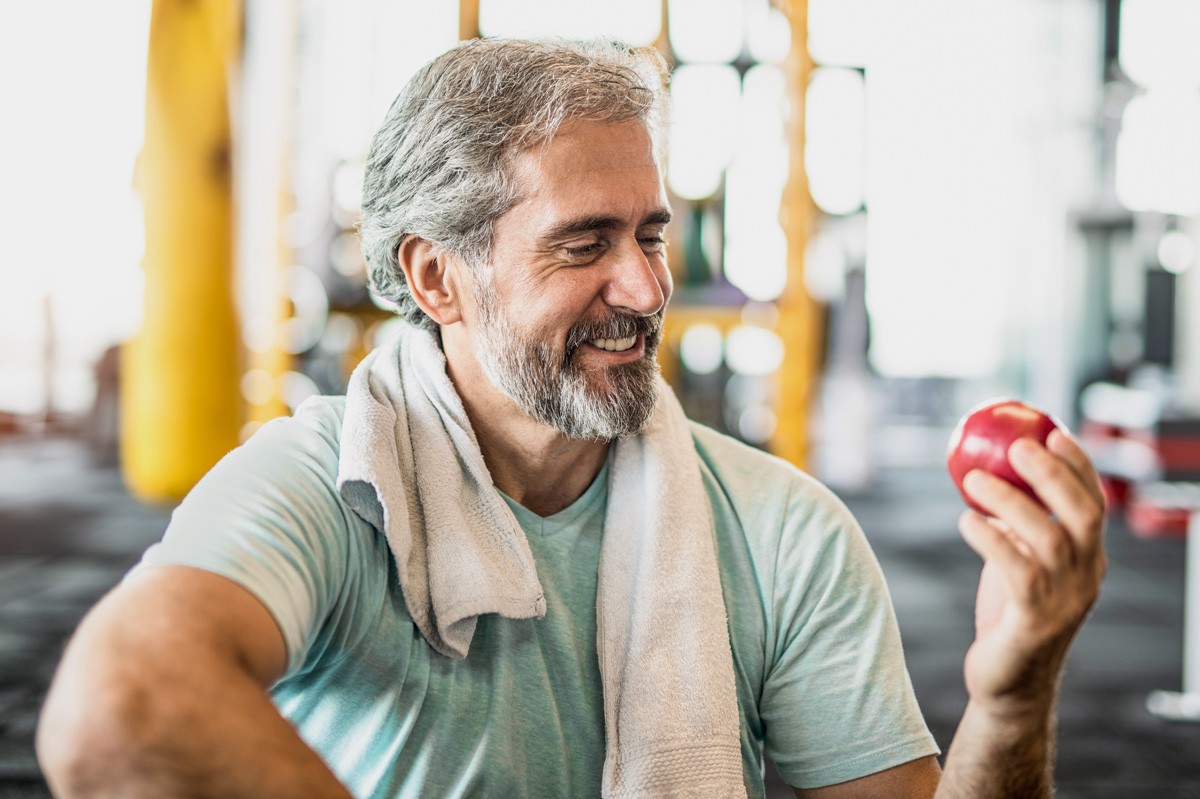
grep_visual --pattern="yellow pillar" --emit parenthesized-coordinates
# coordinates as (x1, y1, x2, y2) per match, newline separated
(459, 0, 480, 40)
(123, 0, 242, 503)
(772, 0, 821, 470)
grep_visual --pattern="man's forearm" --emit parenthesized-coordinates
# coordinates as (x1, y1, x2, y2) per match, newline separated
(39, 654, 354, 799)
(39, 655, 354, 799)
(935, 698, 1054, 799)
(37, 576, 354, 799)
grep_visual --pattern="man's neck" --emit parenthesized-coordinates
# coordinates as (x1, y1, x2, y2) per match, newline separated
(443, 342, 610, 518)
(473, 416, 610, 517)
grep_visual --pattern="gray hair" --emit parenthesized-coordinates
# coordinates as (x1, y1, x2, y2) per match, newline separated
(359, 37, 670, 333)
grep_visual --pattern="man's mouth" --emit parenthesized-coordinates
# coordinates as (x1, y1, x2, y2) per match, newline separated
(568, 312, 663, 359)
(587, 335, 638, 353)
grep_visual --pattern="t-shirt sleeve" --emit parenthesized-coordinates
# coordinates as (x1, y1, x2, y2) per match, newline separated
(760, 476, 940, 789)
(134, 400, 364, 678)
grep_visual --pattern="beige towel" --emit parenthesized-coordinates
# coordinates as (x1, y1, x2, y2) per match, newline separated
(337, 325, 745, 798)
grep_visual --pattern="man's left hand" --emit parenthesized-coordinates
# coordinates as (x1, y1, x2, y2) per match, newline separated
(957, 429, 1108, 712)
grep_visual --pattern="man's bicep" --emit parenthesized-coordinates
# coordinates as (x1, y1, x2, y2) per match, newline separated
(792, 756, 941, 799)
(137, 409, 357, 674)
(91, 564, 288, 686)
(39, 563, 355, 799)
(761, 477, 939, 785)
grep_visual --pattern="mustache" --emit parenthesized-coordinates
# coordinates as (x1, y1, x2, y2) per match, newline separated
(565, 312, 663, 355)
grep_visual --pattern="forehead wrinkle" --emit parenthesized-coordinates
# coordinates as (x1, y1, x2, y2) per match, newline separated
(494, 121, 669, 256)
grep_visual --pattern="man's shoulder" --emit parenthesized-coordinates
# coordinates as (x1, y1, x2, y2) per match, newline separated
(687, 420, 860, 542)
(204, 396, 349, 502)
(247, 395, 347, 463)
(285, 394, 348, 437)
(688, 421, 837, 503)
(687, 420, 792, 475)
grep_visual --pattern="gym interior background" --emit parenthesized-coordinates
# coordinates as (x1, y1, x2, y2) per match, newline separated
(2, 0, 1200, 796)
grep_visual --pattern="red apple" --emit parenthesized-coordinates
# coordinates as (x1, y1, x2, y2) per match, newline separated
(947, 398, 1063, 515)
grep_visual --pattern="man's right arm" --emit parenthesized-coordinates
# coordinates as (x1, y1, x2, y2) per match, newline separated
(37, 564, 354, 799)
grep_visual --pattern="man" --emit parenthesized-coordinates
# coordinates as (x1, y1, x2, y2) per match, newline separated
(37, 38, 1106, 799)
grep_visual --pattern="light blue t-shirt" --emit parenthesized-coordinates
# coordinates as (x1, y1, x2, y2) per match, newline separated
(140, 396, 937, 797)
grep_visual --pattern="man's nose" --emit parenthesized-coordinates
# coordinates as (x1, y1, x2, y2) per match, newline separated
(603, 241, 670, 317)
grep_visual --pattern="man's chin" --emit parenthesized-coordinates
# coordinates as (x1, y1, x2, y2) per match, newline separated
(551, 409, 656, 442)
(481, 340, 661, 440)
(553, 367, 660, 440)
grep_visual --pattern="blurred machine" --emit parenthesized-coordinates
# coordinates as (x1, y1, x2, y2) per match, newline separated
(1080, 379, 1200, 537)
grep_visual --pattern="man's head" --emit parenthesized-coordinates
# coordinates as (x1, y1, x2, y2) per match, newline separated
(360, 39, 672, 440)
(360, 38, 669, 333)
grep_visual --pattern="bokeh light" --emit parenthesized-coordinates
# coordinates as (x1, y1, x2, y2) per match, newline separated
(725, 326, 784, 376)
(679, 323, 724, 375)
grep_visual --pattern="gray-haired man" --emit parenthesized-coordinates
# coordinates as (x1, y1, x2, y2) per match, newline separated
(38, 39, 1106, 799)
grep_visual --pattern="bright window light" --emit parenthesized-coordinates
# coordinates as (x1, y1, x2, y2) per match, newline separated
(1119, 0, 1200, 89)
(318, 0, 375, 160)
(725, 66, 788, 302)
(373, 0, 459, 123)
(747, 0, 790, 64)
(809, 0, 872, 68)
(724, 219, 788, 302)
(668, 64, 740, 201)
(481, 0, 661, 46)
(865, 3, 1017, 378)
(1116, 90, 1200, 217)
(321, 0, 460, 161)
(0, 0, 151, 413)
(740, 64, 788, 149)
(806, 67, 866, 215)
(668, 0, 743, 63)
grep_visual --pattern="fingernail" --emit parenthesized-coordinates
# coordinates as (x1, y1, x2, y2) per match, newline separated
(964, 470, 986, 492)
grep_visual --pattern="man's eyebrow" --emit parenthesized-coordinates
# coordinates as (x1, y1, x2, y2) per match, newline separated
(641, 209, 673, 228)
(541, 215, 624, 242)
(540, 209, 673, 243)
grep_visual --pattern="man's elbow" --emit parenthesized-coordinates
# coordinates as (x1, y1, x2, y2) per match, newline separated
(37, 647, 161, 798)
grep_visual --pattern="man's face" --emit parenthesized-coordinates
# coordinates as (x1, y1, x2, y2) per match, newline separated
(466, 119, 673, 440)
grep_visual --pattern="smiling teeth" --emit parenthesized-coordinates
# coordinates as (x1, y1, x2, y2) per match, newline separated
(590, 336, 636, 352)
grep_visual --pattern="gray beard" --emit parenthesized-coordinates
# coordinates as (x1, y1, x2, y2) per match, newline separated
(472, 284, 662, 441)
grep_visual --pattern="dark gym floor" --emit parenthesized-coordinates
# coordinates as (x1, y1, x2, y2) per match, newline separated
(1, 431, 1196, 798)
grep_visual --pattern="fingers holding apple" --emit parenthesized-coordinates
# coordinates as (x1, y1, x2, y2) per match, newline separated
(1040, 430, 1108, 542)
(948, 400, 1105, 557)
(945, 397, 1106, 533)
(960, 464, 1074, 578)
(947, 399, 1062, 514)
(947, 399, 1108, 706)
(1012, 432, 1107, 558)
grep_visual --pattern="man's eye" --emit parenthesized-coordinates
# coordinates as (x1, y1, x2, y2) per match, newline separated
(640, 236, 667, 251)
(565, 242, 605, 258)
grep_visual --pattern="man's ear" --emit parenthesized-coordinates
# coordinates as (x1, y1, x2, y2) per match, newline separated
(396, 236, 463, 326)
